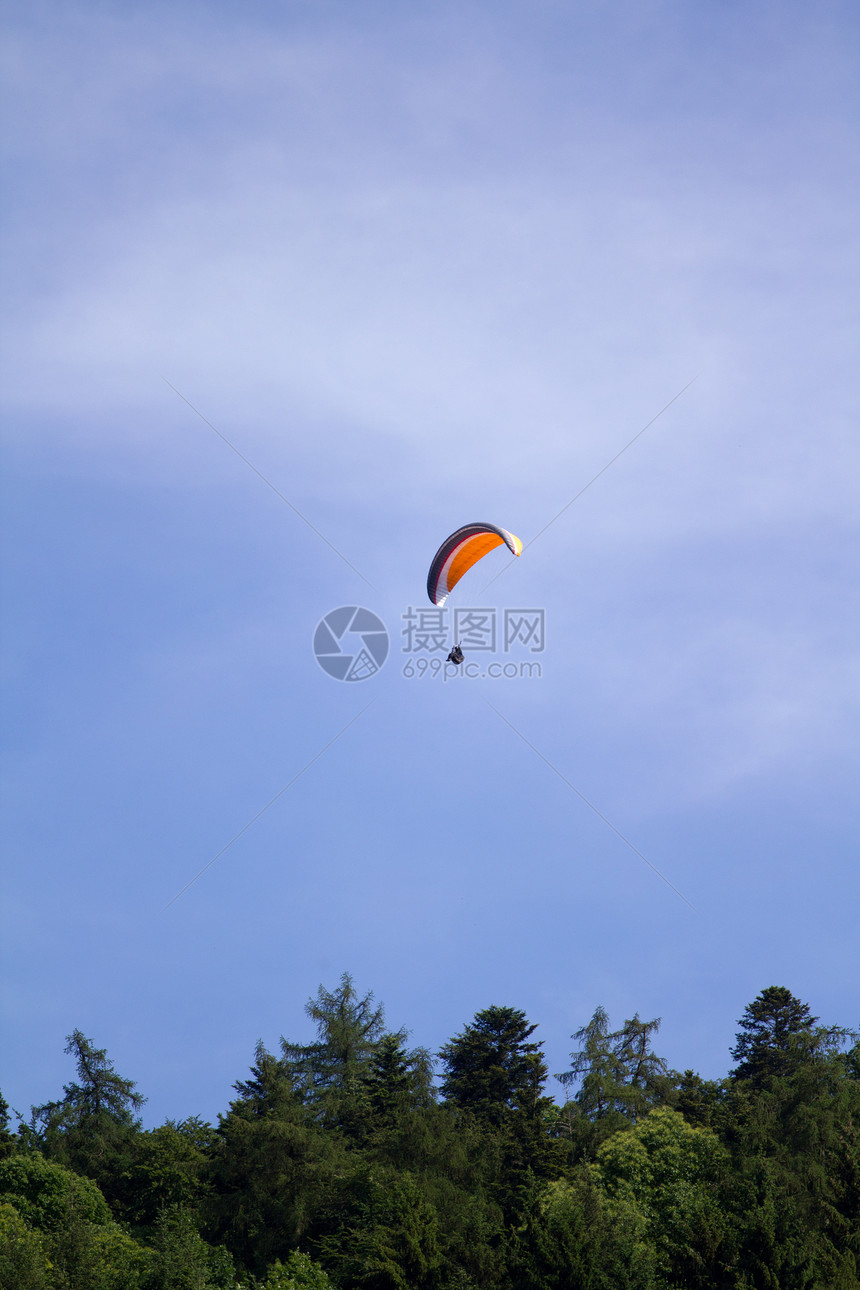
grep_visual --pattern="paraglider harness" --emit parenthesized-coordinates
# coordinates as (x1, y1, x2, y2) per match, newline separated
(447, 643, 465, 666)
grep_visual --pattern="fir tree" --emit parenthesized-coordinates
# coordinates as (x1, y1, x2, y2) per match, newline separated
(280, 973, 390, 1132)
(439, 1005, 549, 1126)
(28, 1030, 144, 1210)
(730, 986, 817, 1084)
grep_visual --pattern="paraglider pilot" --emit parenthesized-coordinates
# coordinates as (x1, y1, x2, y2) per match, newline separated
(447, 643, 465, 666)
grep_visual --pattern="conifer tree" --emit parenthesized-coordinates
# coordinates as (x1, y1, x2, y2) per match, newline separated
(556, 1006, 623, 1122)
(612, 1013, 671, 1120)
(439, 1005, 549, 1125)
(730, 986, 817, 1084)
(31, 1031, 144, 1131)
(28, 1030, 144, 1209)
(280, 973, 390, 1130)
(231, 1041, 293, 1117)
(361, 1033, 434, 1133)
(0, 1092, 16, 1158)
(556, 1006, 671, 1153)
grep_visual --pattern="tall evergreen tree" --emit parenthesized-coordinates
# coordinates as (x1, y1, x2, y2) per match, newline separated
(439, 1006, 549, 1126)
(556, 1006, 621, 1122)
(0, 1093, 16, 1158)
(28, 1030, 144, 1209)
(31, 1031, 145, 1131)
(207, 1079, 343, 1275)
(439, 1005, 558, 1226)
(556, 1007, 670, 1140)
(725, 993, 860, 1287)
(280, 973, 390, 1132)
(612, 1013, 671, 1121)
(361, 1033, 434, 1134)
(232, 1042, 292, 1117)
(730, 986, 817, 1084)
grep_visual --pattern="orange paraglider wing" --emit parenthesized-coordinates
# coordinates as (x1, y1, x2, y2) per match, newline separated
(427, 523, 522, 606)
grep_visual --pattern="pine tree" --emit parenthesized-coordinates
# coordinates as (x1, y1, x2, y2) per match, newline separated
(0, 1092, 17, 1158)
(439, 1005, 549, 1126)
(725, 992, 860, 1287)
(730, 986, 817, 1084)
(280, 973, 390, 1132)
(28, 1030, 144, 1210)
(361, 1033, 434, 1134)
(439, 1005, 559, 1225)
(555, 1006, 671, 1157)
(232, 1041, 292, 1117)
(556, 1006, 623, 1123)
(612, 1013, 671, 1121)
(207, 1087, 342, 1274)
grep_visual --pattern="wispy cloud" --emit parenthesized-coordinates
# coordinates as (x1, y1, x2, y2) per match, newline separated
(2, 0, 858, 1125)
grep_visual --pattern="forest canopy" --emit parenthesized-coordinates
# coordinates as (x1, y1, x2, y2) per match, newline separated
(1, 977, 858, 1290)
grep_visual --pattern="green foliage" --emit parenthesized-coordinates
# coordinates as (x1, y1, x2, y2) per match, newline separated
(612, 1016, 674, 1121)
(28, 1031, 144, 1211)
(557, 1005, 618, 1119)
(726, 1040, 860, 1289)
(672, 1069, 730, 1133)
(124, 1119, 215, 1228)
(31, 1030, 145, 1134)
(439, 1005, 562, 1228)
(12, 983, 860, 1290)
(149, 1205, 235, 1290)
(730, 986, 819, 1085)
(556, 1007, 671, 1146)
(0, 1152, 113, 1231)
(439, 1006, 550, 1126)
(595, 1106, 729, 1287)
(317, 1168, 444, 1290)
(519, 1173, 656, 1290)
(207, 1079, 345, 1274)
(0, 1158, 152, 1290)
(49, 1218, 151, 1290)
(233, 1044, 292, 1118)
(280, 972, 389, 1133)
(0, 1095, 17, 1161)
(0, 1201, 50, 1290)
(258, 1250, 334, 1288)
(361, 1035, 435, 1137)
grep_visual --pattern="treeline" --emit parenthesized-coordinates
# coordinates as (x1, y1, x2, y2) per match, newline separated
(1, 978, 859, 1289)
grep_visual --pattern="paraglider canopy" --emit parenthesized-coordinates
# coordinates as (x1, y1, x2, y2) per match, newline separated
(427, 522, 522, 607)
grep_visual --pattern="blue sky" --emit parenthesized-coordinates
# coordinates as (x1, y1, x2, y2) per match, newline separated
(2, 0, 858, 1126)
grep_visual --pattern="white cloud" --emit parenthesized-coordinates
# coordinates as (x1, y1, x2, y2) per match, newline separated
(2, 0, 859, 1129)
(2, 2, 857, 802)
